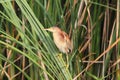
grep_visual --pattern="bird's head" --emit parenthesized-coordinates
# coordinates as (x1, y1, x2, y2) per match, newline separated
(44, 26, 61, 33)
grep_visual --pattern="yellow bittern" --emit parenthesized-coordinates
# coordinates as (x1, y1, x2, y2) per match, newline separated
(45, 26, 73, 54)
(45, 26, 73, 68)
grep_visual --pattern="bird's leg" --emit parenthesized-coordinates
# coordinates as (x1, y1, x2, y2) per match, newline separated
(66, 54, 69, 69)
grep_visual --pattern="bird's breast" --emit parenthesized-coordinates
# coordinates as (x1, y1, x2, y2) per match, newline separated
(53, 32, 73, 53)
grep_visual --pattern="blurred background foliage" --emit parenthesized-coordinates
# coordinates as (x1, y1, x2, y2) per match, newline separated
(0, 0, 120, 80)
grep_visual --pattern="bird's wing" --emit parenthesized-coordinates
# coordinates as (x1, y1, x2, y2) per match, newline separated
(63, 31, 73, 52)
(62, 31, 68, 41)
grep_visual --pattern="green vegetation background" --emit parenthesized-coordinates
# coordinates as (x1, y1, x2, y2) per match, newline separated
(0, 0, 120, 80)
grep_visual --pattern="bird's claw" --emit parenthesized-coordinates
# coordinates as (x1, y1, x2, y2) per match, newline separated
(55, 53, 62, 58)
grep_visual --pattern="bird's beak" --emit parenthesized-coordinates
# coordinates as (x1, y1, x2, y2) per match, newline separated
(44, 28, 53, 32)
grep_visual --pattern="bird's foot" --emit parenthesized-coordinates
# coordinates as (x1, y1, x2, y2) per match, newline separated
(55, 53, 62, 58)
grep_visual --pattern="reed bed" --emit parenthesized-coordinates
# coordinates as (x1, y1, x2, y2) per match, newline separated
(0, 0, 120, 80)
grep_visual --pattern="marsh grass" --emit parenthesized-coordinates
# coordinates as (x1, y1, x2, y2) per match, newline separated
(0, 0, 120, 80)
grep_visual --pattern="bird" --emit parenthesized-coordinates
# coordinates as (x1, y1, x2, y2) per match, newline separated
(44, 26, 73, 54)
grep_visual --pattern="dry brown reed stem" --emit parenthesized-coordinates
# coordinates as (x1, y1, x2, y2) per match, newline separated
(73, 37, 120, 80)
